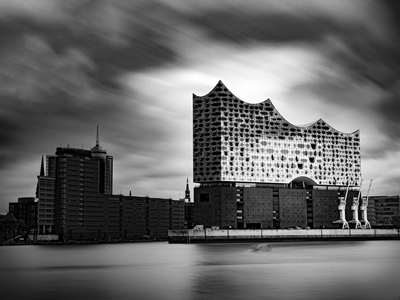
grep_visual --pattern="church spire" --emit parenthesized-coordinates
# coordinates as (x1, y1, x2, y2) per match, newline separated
(40, 155, 45, 177)
(185, 177, 190, 202)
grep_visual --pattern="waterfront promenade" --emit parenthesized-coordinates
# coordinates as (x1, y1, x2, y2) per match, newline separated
(168, 228, 400, 243)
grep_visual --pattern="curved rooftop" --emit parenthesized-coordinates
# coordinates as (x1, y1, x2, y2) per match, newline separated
(195, 80, 359, 135)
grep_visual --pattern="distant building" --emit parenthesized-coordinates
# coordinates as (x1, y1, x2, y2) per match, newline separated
(36, 156, 56, 234)
(29, 127, 113, 240)
(184, 202, 195, 229)
(368, 195, 400, 228)
(193, 81, 362, 229)
(170, 199, 186, 230)
(0, 212, 18, 243)
(42, 128, 113, 240)
(89, 195, 185, 240)
(8, 197, 38, 232)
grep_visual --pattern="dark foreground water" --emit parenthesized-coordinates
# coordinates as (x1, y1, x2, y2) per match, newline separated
(1, 240, 399, 300)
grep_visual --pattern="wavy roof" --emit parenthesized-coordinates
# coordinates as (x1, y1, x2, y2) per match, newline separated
(196, 80, 359, 135)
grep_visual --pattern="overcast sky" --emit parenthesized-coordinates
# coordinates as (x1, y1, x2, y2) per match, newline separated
(0, 0, 399, 212)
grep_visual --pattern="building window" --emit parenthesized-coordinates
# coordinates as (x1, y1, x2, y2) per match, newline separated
(200, 194, 210, 203)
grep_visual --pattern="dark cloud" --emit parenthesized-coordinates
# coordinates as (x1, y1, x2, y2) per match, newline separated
(376, 83, 400, 139)
(190, 12, 343, 44)
(0, 2, 179, 87)
(383, 0, 400, 30)
(306, 33, 400, 145)
(0, 1, 181, 172)
(187, 2, 399, 85)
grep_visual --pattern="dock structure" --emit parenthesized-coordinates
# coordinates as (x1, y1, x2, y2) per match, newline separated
(168, 228, 400, 243)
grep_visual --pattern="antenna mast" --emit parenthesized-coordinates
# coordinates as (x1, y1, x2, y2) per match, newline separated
(96, 125, 99, 147)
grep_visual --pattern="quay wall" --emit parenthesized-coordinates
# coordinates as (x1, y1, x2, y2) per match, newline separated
(168, 229, 400, 243)
(28, 234, 59, 241)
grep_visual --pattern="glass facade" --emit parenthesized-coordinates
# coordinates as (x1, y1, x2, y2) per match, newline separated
(193, 81, 361, 186)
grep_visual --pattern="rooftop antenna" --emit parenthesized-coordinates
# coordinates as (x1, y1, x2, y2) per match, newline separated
(96, 125, 99, 147)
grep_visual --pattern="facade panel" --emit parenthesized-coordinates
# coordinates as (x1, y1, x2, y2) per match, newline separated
(243, 187, 274, 229)
(312, 190, 340, 229)
(279, 189, 307, 229)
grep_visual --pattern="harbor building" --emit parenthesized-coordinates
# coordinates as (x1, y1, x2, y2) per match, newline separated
(8, 197, 38, 233)
(193, 81, 361, 229)
(368, 195, 400, 228)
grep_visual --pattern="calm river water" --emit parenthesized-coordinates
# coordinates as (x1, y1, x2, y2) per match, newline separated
(1, 240, 399, 300)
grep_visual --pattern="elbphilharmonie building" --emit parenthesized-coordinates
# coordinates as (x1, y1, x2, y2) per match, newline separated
(193, 81, 362, 229)
(193, 81, 361, 187)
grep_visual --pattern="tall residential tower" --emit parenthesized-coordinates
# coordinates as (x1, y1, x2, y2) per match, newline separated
(37, 128, 113, 239)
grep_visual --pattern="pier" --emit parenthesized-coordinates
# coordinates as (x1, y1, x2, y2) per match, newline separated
(168, 228, 400, 243)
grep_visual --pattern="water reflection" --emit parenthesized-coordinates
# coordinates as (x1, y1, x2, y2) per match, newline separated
(0, 241, 399, 300)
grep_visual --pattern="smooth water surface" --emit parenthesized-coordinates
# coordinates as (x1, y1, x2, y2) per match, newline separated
(1, 240, 399, 300)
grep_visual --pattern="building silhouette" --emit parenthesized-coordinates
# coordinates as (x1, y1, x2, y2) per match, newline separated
(30, 128, 187, 241)
(8, 197, 38, 233)
(36, 156, 55, 234)
(368, 195, 400, 227)
(193, 81, 361, 229)
(45, 128, 113, 239)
